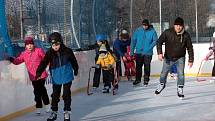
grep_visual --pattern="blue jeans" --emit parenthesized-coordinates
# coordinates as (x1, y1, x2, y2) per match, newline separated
(160, 57, 185, 87)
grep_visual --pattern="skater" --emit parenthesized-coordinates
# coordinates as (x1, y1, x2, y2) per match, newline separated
(96, 44, 116, 93)
(130, 19, 158, 86)
(7, 36, 50, 114)
(113, 29, 131, 79)
(204, 32, 215, 81)
(88, 34, 112, 92)
(155, 17, 194, 99)
(36, 32, 79, 121)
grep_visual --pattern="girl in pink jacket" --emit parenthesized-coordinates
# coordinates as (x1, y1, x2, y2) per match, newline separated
(9, 36, 50, 114)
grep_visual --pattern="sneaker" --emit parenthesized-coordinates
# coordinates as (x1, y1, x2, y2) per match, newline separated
(47, 111, 57, 121)
(133, 80, 141, 86)
(102, 87, 110, 93)
(177, 86, 184, 99)
(64, 111, 70, 121)
(155, 83, 166, 95)
(35, 108, 42, 115)
(45, 104, 51, 113)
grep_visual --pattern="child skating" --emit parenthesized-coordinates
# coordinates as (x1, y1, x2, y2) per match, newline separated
(36, 32, 79, 121)
(8, 36, 50, 114)
(96, 44, 117, 93)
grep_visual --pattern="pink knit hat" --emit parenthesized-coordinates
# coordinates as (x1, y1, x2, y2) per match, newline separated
(24, 36, 34, 46)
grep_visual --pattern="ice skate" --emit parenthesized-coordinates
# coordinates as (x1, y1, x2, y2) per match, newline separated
(155, 83, 166, 95)
(64, 111, 70, 121)
(133, 80, 141, 86)
(47, 111, 57, 121)
(177, 86, 184, 100)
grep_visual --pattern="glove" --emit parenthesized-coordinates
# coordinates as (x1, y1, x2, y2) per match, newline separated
(6, 56, 14, 62)
(94, 64, 100, 69)
(107, 64, 113, 69)
(74, 70, 78, 76)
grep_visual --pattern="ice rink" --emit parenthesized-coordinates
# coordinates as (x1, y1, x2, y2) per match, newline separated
(10, 77, 215, 121)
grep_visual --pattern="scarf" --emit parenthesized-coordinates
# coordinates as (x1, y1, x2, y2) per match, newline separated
(176, 29, 184, 43)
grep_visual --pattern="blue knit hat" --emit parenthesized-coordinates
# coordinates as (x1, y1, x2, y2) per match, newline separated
(95, 34, 107, 42)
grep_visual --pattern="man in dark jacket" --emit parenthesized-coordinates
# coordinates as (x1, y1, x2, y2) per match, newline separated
(155, 17, 194, 99)
(36, 32, 79, 121)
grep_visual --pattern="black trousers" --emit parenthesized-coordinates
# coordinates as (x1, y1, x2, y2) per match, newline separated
(93, 67, 101, 88)
(116, 60, 122, 77)
(51, 81, 72, 111)
(135, 54, 152, 83)
(103, 69, 114, 88)
(32, 79, 50, 108)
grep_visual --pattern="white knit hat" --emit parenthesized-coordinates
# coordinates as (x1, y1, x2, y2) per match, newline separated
(99, 44, 107, 52)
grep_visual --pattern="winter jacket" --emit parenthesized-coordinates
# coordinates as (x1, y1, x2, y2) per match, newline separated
(157, 27, 194, 62)
(96, 52, 115, 70)
(12, 48, 48, 81)
(130, 25, 158, 56)
(113, 38, 131, 59)
(36, 44, 79, 84)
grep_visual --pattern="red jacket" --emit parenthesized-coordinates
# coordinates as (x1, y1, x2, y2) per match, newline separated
(12, 48, 48, 81)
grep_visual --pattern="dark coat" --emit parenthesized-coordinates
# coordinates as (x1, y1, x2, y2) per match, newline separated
(36, 44, 79, 84)
(157, 28, 194, 62)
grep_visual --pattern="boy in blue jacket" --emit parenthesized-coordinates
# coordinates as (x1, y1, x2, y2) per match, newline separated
(130, 19, 158, 86)
(36, 32, 79, 121)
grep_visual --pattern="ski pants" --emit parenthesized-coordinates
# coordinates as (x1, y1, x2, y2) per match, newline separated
(32, 79, 50, 108)
(51, 81, 72, 111)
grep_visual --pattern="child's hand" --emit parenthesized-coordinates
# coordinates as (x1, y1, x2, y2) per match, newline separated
(35, 76, 41, 81)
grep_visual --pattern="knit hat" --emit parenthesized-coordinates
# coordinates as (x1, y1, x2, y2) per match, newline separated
(120, 29, 129, 39)
(174, 17, 184, 26)
(24, 36, 34, 46)
(142, 19, 149, 26)
(96, 34, 107, 42)
(48, 32, 62, 45)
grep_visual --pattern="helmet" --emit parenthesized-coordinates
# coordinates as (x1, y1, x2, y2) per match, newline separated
(95, 34, 107, 42)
